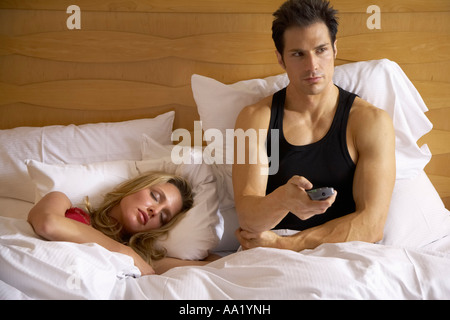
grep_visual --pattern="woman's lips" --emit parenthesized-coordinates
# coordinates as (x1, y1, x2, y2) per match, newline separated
(138, 209, 149, 225)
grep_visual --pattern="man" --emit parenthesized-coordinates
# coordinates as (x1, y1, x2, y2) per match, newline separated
(233, 0, 395, 251)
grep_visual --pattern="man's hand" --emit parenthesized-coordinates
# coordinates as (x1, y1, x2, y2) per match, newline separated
(282, 176, 337, 221)
(235, 228, 282, 250)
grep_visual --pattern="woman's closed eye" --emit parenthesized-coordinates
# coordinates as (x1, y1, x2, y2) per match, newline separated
(160, 211, 168, 226)
(151, 191, 159, 202)
(150, 190, 168, 225)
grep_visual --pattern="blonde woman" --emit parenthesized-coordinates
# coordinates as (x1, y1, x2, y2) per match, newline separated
(28, 171, 213, 275)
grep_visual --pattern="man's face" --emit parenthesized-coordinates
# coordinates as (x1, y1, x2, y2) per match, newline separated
(276, 22, 337, 96)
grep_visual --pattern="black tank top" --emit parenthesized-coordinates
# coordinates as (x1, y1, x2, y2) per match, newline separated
(266, 86, 357, 230)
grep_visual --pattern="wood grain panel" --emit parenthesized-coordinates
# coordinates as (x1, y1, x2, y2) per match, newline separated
(442, 197, 450, 209)
(425, 154, 450, 177)
(419, 130, 450, 155)
(0, 80, 194, 110)
(0, 0, 284, 13)
(339, 12, 450, 36)
(414, 81, 450, 111)
(425, 108, 450, 131)
(2, 10, 448, 38)
(0, 32, 274, 64)
(0, 9, 273, 38)
(0, 55, 283, 87)
(337, 32, 450, 63)
(402, 61, 450, 83)
(1, 0, 448, 13)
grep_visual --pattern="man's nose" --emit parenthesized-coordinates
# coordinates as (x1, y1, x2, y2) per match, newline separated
(305, 53, 318, 72)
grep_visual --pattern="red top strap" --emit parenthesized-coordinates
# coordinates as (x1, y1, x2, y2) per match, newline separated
(65, 207, 91, 225)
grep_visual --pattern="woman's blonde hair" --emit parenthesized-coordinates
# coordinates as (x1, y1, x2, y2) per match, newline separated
(86, 171, 194, 266)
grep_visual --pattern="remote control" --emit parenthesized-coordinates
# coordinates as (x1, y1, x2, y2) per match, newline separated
(307, 187, 335, 201)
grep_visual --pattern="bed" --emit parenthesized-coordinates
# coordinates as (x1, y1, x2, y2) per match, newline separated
(1, 0, 449, 300)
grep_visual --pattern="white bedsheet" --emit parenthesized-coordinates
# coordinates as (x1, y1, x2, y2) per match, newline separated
(1, 216, 449, 300)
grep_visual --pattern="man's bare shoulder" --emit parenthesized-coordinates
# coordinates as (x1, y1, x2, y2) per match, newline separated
(235, 95, 273, 130)
(349, 96, 393, 127)
(349, 96, 395, 148)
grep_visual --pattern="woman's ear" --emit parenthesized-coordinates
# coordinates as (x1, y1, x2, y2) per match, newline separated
(275, 50, 286, 70)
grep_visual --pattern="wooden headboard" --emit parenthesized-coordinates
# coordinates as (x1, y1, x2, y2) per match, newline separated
(0, 0, 449, 208)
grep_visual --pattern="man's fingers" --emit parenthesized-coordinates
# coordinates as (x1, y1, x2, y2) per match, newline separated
(289, 175, 313, 190)
(235, 228, 250, 250)
(237, 228, 258, 240)
(292, 190, 338, 220)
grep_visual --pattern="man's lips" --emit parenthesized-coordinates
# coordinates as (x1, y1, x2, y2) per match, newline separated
(304, 76, 322, 83)
(138, 209, 149, 225)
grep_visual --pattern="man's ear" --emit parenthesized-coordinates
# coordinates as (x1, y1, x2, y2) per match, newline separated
(333, 40, 338, 59)
(275, 50, 286, 70)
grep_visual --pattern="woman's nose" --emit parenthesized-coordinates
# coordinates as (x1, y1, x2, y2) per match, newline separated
(147, 206, 160, 218)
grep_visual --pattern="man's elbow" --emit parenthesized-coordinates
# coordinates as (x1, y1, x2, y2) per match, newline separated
(236, 210, 256, 233)
(355, 207, 389, 244)
(372, 229, 384, 243)
(368, 220, 386, 243)
(235, 208, 267, 234)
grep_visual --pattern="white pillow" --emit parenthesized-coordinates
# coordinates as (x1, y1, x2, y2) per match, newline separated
(192, 73, 289, 165)
(0, 112, 175, 203)
(142, 134, 240, 252)
(206, 163, 240, 251)
(193, 73, 289, 140)
(140, 135, 221, 257)
(26, 157, 220, 260)
(379, 170, 450, 248)
(192, 59, 432, 180)
(26, 159, 139, 209)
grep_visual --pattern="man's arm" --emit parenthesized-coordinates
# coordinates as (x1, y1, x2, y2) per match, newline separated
(232, 99, 336, 233)
(232, 100, 284, 232)
(238, 103, 396, 251)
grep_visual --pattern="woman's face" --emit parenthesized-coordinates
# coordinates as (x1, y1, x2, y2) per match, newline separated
(111, 182, 183, 235)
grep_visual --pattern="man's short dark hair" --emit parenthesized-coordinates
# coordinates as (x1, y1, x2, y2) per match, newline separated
(272, 0, 339, 55)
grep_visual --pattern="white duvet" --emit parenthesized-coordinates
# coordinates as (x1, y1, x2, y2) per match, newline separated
(1, 216, 449, 300)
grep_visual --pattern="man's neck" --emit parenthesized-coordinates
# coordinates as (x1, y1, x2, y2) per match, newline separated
(285, 82, 338, 115)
